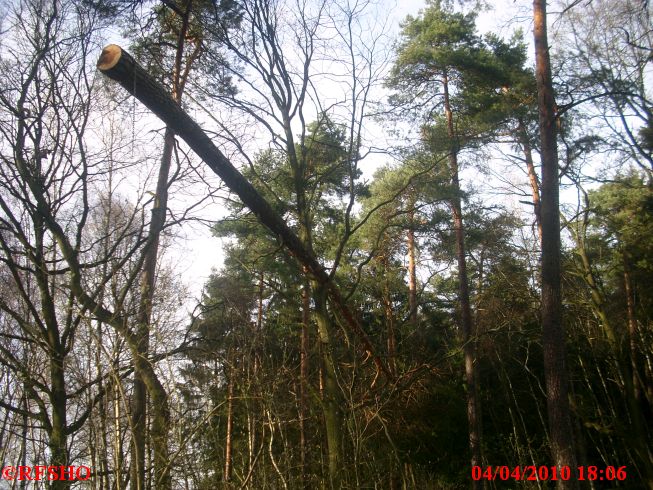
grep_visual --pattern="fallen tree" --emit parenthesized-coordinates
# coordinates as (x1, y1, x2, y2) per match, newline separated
(96, 44, 391, 382)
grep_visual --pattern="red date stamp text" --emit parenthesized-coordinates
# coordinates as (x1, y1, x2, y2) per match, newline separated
(471, 465, 627, 482)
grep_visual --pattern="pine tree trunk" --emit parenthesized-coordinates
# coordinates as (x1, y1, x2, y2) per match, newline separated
(383, 254, 397, 375)
(442, 72, 483, 483)
(517, 117, 543, 245)
(532, 1, 578, 485)
(407, 206, 418, 326)
(224, 358, 234, 482)
(623, 259, 642, 403)
(621, 259, 653, 487)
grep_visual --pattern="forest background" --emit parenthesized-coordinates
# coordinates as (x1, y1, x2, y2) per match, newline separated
(0, 0, 651, 488)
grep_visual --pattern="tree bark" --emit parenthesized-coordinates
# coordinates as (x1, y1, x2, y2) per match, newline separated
(114, 383, 124, 490)
(311, 281, 343, 488)
(621, 258, 653, 487)
(19, 394, 28, 490)
(34, 213, 70, 489)
(132, 5, 198, 485)
(517, 117, 543, 245)
(300, 272, 310, 488)
(532, 1, 578, 485)
(131, 124, 175, 490)
(96, 44, 391, 382)
(383, 254, 397, 376)
(407, 205, 418, 326)
(623, 261, 641, 403)
(49, 349, 69, 490)
(442, 72, 483, 483)
(224, 357, 234, 482)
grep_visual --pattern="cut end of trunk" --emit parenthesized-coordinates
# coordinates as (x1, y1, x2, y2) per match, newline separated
(97, 44, 122, 71)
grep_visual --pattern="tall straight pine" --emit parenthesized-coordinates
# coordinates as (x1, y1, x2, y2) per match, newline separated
(532, 1, 578, 487)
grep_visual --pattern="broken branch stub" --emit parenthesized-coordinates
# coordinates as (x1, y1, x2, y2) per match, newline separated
(97, 44, 391, 382)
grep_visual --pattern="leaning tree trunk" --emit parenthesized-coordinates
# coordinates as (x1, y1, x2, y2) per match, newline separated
(95, 44, 391, 384)
(532, 1, 578, 486)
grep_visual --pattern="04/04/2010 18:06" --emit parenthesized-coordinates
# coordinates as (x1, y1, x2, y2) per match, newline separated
(471, 465, 628, 482)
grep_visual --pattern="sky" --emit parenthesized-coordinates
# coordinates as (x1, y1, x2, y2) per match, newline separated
(164, 0, 539, 307)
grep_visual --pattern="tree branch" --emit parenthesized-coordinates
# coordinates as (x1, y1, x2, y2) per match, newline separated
(96, 44, 392, 382)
